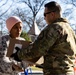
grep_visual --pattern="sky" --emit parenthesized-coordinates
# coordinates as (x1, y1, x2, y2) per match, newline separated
(53, 0, 76, 30)
(38, 0, 76, 30)
(0, 0, 76, 33)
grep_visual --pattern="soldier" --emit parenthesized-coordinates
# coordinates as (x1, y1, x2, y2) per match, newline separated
(12, 1, 76, 75)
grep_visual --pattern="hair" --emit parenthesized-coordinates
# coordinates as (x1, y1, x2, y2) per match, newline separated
(45, 1, 61, 13)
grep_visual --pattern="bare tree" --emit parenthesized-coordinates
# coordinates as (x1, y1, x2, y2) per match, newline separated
(61, 0, 76, 33)
(0, 0, 15, 35)
(14, 0, 47, 30)
(1, 0, 76, 34)
(0, 0, 14, 16)
(17, 0, 46, 20)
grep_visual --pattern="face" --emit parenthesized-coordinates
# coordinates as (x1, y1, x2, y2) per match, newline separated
(44, 7, 55, 25)
(10, 22, 22, 38)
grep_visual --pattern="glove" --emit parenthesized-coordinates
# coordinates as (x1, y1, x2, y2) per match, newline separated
(10, 47, 21, 62)
(35, 63, 43, 68)
(35, 64, 43, 68)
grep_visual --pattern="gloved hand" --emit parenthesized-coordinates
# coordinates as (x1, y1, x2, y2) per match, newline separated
(10, 47, 21, 62)
(35, 63, 43, 68)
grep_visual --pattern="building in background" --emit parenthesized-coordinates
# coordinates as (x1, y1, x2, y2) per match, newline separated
(0, 31, 2, 37)
(28, 21, 41, 42)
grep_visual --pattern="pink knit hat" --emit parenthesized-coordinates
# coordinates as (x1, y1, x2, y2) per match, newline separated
(6, 16, 22, 32)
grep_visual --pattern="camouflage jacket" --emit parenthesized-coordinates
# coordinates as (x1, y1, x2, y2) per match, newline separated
(18, 18, 76, 75)
(0, 35, 25, 75)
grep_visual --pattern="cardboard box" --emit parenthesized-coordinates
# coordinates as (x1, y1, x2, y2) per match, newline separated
(6, 38, 31, 57)
(6, 38, 44, 64)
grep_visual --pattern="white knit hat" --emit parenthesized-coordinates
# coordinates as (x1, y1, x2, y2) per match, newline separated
(6, 16, 22, 32)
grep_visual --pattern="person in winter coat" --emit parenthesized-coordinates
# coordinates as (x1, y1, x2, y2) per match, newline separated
(0, 16, 31, 75)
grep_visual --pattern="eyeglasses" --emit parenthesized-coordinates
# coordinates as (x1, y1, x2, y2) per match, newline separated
(44, 11, 56, 17)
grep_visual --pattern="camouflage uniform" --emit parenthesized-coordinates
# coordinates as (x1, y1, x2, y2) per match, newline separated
(18, 18, 76, 75)
(0, 35, 25, 75)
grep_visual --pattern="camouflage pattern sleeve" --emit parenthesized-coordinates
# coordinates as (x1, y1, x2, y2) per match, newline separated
(0, 36, 13, 74)
(18, 24, 62, 61)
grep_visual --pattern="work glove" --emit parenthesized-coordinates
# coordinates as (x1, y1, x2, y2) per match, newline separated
(35, 63, 43, 68)
(10, 47, 21, 62)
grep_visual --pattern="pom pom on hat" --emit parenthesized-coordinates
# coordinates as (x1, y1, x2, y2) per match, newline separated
(6, 16, 22, 32)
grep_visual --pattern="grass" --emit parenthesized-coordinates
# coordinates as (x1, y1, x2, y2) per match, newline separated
(30, 66, 43, 71)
